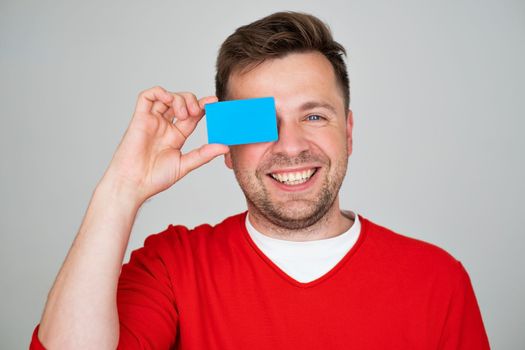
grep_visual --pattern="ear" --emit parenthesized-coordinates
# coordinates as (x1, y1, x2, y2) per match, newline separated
(224, 151, 233, 169)
(346, 109, 354, 156)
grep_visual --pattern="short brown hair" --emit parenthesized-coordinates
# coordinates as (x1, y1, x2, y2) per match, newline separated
(215, 11, 350, 111)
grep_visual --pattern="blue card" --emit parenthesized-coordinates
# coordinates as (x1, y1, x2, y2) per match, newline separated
(205, 97, 278, 146)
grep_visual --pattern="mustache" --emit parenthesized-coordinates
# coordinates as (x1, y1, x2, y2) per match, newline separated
(259, 150, 327, 172)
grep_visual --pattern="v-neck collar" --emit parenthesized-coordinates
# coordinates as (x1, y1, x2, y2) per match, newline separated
(238, 211, 368, 288)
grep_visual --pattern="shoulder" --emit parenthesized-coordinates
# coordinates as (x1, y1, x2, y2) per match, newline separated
(358, 215, 464, 278)
(122, 212, 246, 277)
(136, 212, 247, 256)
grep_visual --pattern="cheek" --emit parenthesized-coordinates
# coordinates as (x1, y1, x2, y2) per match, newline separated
(313, 128, 348, 154)
(231, 144, 268, 169)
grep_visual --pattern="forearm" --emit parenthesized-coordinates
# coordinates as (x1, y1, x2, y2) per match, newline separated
(35, 87, 224, 349)
(38, 176, 142, 349)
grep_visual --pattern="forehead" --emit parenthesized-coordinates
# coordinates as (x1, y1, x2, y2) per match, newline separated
(227, 51, 344, 113)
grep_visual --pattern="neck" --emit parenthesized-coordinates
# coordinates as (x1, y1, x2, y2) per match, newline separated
(247, 196, 354, 242)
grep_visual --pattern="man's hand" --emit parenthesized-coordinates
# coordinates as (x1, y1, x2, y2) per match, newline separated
(103, 86, 229, 204)
(37, 86, 228, 349)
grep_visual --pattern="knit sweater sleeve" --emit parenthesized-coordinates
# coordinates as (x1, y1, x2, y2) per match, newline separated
(116, 227, 180, 349)
(29, 227, 180, 350)
(437, 261, 490, 349)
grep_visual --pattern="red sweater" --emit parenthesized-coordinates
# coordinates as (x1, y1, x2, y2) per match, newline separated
(31, 212, 490, 349)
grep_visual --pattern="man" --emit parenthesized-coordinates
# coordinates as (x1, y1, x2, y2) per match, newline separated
(31, 11, 490, 349)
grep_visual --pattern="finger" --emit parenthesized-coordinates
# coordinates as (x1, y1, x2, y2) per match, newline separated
(162, 105, 176, 121)
(171, 95, 218, 139)
(172, 110, 205, 140)
(170, 93, 189, 119)
(178, 144, 230, 179)
(135, 86, 173, 114)
(198, 95, 219, 109)
(151, 100, 170, 117)
(179, 92, 201, 117)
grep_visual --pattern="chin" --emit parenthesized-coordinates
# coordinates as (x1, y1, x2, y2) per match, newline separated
(262, 199, 331, 230)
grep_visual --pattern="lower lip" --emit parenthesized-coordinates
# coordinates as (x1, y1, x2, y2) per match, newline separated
(267, 169, 320, 192)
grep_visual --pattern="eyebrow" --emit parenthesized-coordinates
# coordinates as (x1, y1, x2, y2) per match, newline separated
(298, 101, 338, 115)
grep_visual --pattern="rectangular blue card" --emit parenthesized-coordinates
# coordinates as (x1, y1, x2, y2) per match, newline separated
(205, 96, 278, 146)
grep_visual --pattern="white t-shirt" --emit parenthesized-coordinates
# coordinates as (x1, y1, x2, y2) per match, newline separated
(245, 211, 361, 283)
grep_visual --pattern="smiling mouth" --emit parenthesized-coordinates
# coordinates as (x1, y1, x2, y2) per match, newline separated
(269, 168, 319, 186)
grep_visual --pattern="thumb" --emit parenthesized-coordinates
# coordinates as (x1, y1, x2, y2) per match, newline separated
(178, 144, 230, 179)
(198, 96, 219, 109)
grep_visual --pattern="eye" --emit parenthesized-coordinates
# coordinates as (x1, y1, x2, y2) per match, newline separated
(306, 114, 323, 121)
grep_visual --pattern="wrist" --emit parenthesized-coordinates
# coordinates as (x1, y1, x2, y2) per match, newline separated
(95, 173, 145, 210)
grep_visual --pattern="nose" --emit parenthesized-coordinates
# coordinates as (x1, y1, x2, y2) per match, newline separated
(271, 119, 310, 157)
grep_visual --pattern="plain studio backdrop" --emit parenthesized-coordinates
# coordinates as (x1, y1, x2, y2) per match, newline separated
(1, 0, 524, 348)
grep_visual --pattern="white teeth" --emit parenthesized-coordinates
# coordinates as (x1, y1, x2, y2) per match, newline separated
(270, 169, 316, 185)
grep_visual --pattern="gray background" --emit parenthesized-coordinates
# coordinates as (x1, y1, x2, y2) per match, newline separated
(1, 0, 523, 348)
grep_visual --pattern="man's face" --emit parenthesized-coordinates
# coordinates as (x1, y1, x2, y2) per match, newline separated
(224, 51, 353, 230)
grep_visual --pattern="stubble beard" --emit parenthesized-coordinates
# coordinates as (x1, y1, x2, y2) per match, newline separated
(232, 150, 348, 231)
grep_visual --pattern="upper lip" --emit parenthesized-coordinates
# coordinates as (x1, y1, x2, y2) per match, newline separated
(266, 166, 320, 175)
